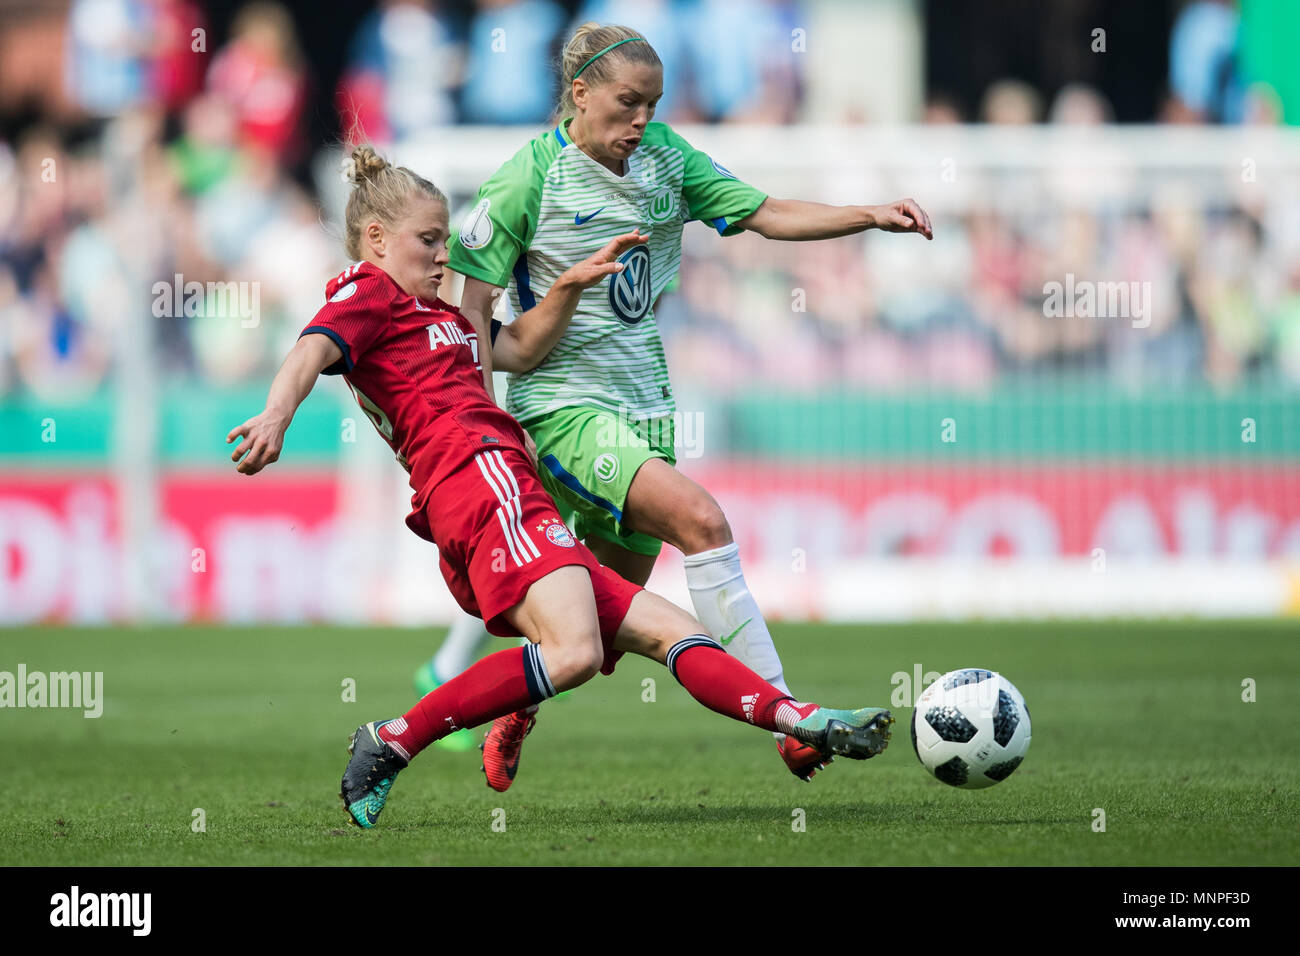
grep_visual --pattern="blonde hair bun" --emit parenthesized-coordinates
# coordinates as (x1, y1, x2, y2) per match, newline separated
(341, 144, 447, 260)
(346, 145, 389, 185)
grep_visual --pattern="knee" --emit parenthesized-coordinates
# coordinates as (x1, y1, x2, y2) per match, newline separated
(542, 635, 603, 689)
(678, 496, 731, 552)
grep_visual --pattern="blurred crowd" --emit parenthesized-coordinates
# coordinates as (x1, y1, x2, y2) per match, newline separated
(337, 0, 805, 133)
(1, 0, 1298, 401)
(662, 185, 1300, 395)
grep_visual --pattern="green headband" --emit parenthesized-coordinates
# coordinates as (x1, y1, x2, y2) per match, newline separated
(573, 37, 647, 80)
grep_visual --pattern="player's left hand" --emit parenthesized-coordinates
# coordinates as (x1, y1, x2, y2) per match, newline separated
(868, 199, 933, 239)
(522, 428, 539, 469)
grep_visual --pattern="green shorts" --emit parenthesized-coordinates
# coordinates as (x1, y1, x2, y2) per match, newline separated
(525, 406, 676, 557)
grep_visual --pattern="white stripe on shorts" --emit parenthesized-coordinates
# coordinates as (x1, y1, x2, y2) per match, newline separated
(483, 449, 541, 559)
(475, 453, 526, 566)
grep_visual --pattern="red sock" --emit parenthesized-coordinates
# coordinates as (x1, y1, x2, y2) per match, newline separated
(666, 637, 810, 731)
(378, 644, 549, 760)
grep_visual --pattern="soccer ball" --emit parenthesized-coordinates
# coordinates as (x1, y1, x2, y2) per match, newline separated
(910, 669, 1031, 789)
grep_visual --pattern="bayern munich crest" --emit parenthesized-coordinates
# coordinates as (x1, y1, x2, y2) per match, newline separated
(537, 517, 575, 548)
(609, 244, 651, 324)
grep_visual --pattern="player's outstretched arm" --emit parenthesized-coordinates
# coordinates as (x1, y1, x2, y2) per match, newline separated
(491, 229, 647, 374)
(226, 333, 343, 475)
(736, 197, 933, 241)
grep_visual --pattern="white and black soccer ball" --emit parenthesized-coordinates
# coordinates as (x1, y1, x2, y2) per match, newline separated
(910, 669, 1031, 789)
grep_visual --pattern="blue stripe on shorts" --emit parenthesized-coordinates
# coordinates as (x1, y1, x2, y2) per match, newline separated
(541, 454, 623, 522)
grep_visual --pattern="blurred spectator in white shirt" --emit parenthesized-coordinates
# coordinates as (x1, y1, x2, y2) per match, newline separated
(65, 0, 153, 117)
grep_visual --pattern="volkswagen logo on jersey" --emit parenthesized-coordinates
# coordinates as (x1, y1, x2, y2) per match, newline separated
(459, 197, 493, 249)
(609, 244, 651, 324)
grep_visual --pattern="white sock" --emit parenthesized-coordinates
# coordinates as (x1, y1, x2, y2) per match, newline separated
(431, 611, 494, 683)
(683, 542, 791, 740)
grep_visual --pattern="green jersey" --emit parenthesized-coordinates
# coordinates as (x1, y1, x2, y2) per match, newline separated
(449, 118, 766, 425)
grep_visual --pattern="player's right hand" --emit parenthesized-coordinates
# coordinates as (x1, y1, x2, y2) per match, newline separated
(869, 198, 933, 239)
(226, 410, 288, 475)
(560, 229, 648, 290)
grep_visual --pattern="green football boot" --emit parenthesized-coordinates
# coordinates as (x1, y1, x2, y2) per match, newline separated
(788, 706, 894, 761)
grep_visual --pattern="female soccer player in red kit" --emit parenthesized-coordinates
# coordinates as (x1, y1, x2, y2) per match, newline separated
(227, 147, 893, 828)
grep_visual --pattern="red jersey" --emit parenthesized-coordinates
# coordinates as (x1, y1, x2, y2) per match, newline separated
(301, 261, 528, 539)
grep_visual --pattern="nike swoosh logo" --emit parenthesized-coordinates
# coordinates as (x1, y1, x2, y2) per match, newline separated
(574, 207, 605, 225)
(718, 618, 753, 646)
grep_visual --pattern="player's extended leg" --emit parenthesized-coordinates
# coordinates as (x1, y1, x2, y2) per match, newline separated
(340, 565, 606, 827)
(611, 588, 893, 763)
(413, 610, 495, 751)
(619, 459, 825, 779)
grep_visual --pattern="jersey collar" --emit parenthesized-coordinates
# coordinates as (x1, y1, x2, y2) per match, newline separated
(555, 116, 577, 147)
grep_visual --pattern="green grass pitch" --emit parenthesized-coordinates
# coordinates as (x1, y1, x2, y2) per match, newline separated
(1, 620, 1295, 865)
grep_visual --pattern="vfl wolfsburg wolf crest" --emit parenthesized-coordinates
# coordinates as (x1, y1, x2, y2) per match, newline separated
(609, 244, 651, 324)
(646, 186, 677, 223)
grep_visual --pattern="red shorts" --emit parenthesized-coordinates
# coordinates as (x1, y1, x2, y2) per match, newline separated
(407, 445, 642, 671)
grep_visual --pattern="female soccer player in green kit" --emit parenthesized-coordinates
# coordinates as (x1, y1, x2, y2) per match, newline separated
(424, 22, 932, 788)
